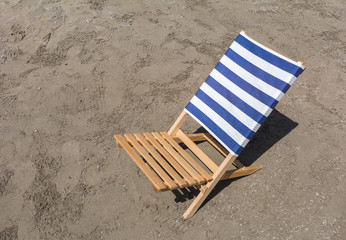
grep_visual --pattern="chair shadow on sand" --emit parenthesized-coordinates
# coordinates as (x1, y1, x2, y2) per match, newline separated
(172, 109, 298, 205)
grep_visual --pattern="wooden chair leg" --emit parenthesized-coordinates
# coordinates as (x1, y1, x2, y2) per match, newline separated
(183, 154, 237, 220)
(168, 111, 188, 136)
(221, 164, 262, 180)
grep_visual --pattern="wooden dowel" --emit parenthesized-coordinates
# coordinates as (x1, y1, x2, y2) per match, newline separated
(167, 110, 188, 136)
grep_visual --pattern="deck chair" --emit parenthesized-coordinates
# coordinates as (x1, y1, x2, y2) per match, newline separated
(114, 30, 306, 219)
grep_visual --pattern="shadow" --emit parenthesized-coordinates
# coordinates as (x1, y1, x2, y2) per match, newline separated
(172, 187, 200, 202)
(173, 109, 298, 203)
(191, 109, 298, 166)
(237, 109, 298, 166)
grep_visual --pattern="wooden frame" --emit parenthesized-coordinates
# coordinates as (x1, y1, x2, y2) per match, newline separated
(114, 110, 262, 219)
(114, 30, 305, 220)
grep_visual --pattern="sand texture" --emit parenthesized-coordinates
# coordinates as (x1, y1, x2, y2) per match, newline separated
(0, 0, 345, 239)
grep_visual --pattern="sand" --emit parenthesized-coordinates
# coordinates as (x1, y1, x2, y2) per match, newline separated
(0, 0, 345, 239)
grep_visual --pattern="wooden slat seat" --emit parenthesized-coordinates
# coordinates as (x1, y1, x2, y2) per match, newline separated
(114, 131, 261, 192)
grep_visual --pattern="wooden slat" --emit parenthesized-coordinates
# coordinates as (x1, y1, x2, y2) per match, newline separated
(161, 132, 210, 181)
(176, 130, 218, 173)
(134, 133, 186, 188)
(153, 132, 205, 184)
(125, 134, 177, 190)
(114, 134, 167, 192)
(143, 133, 193, 187)
(151, 132, 201, 185)
(172, 133, 206, 144)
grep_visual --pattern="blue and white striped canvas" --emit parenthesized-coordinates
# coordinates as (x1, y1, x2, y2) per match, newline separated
(184, 31, 305, 157)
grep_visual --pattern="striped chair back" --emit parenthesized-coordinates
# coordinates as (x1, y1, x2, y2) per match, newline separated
(184, 31, 305, 157)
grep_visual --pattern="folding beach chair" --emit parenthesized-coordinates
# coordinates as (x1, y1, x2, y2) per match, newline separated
(114, 30, 306, 219)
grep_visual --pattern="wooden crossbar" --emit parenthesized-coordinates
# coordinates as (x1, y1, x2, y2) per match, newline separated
(117, 133, 207, 148)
